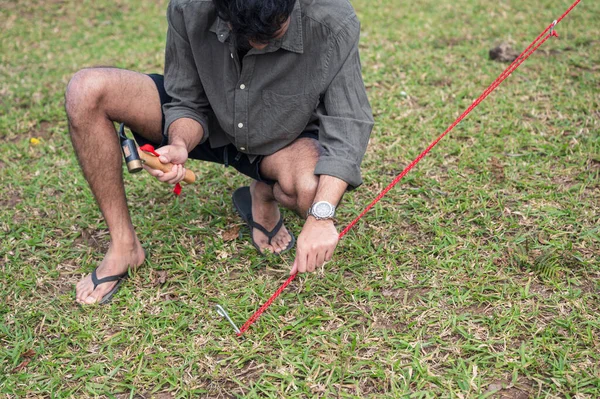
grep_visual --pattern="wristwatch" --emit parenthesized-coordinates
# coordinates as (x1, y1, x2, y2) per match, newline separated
(307, 201, 336, 220)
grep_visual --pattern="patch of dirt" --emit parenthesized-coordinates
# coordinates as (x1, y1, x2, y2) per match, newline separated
(0, 189, 22, 208)
(189, 235, 206, 256)
(529, 281, 553, 299)
(575, 278, 599, 296)
(204, 377, 240, 398)
(484, 379, 533, 399)
(222, 225, 240, 242)
(490, 43, 520, 63)
(257, 267, 286, 278)
(493, 256, 510, 267)
(73, 227, 107, 250)
(37, 273, 75, 296)
(489, 157, 505, 182)
(11, 349, 36, 373)
(151, 393, 175, 399)
(235, 360, 264, 380)
(551, 174, 576, 191)
(434, 36, 468, 48)
(322, 319, 344, 331)
(151, 270, 168, 287)
(372, 319, 405, 332)
(538, 46, 574, 57)
(381, 287, 429, 303)
(457, 303, 490, 316)
(0, 195, 22, 209)
(160, 292, 179, 301)
(2, 120, 54, 144)
(116, 392, 174, 399)
(358, 377, 387, 395)
(587, 156, 600, 171)
(431, 78, 453, 87)
(30, 120, 53, 139)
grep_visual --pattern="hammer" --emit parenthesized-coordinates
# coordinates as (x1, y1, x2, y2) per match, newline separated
(117, 123, 196, 183)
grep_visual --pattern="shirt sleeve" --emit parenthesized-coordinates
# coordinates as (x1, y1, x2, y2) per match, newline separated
(162, 1, 210, 144)
(314, 14, 374, 189)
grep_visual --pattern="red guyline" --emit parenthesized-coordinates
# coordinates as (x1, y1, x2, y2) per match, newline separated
(236, 0, 581, 337)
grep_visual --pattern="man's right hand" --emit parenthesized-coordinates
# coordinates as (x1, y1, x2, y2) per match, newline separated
(142, 143, 189, 185)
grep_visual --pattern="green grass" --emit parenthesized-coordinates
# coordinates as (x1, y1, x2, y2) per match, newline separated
(1, 0, 599, 397)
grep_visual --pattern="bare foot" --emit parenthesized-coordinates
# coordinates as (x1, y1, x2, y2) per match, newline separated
(250, 181, 293, 254)
(75, 240, 145, 304)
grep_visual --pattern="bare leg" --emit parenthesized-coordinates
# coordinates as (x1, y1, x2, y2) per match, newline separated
(250, 138, 322, 253)
(65, 68, 163, 304)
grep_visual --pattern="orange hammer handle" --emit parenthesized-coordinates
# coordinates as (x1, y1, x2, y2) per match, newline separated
(139, 151, 196, 184)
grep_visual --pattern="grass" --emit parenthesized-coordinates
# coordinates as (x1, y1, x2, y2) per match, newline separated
(1, 0, 599, 397)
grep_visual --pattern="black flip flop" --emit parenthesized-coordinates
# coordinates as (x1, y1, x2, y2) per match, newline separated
(232, 186, 295, 255)
(85, 249, 147, 305)
(90, 268, 129, 305)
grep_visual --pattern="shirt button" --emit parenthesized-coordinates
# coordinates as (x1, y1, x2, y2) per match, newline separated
(239, 147, 246, 151)
(239, 84, 246, 90)
(238, 123, 244, 128)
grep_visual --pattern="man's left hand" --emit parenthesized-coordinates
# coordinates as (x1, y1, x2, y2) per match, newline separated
(290, 217, 339, 274)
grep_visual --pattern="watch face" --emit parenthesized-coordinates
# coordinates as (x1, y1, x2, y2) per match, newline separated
(314, 202, 333, 218)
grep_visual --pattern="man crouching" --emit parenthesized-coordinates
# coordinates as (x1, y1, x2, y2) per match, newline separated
(66, 0, 374, 304)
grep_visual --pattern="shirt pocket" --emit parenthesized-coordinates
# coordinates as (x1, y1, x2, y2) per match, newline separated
(261, 90, 317, 137)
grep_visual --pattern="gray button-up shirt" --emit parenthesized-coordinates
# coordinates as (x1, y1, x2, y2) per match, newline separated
(163, 0, 374, 188)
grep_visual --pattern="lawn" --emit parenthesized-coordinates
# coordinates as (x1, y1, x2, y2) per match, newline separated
(1, 0, 599, 397)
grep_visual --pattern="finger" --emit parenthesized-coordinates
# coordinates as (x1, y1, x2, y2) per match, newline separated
(325, 248, 333, 262)
(307, 249, 318, 273)
(178, 166, 187, 184)
(156, 164, 180, 183)
(179, 166, 187, 183)
(179, 167, 187, 183)
(315, 250, 326, 270)
(166, 164, 183, 185)
(154, 147, 171, 163)
(290, 259, 298, 275)
(156, 145, 188, 165)
(296, 249, 308, 273)
(173, 165, 185, 184)
(143, 164, 165, 178)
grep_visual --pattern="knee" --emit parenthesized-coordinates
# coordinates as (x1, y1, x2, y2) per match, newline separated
(278, 172, 319, 212)
(65, 68, 109, 128)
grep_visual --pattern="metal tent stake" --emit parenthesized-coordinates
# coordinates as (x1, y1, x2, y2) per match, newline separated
(215, 305, 241, 335)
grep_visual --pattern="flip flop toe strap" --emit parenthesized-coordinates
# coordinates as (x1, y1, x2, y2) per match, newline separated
(249, 216, 284, 245)
(91, 269, 129, 290)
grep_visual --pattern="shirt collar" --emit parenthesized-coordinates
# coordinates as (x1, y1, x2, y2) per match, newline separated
(209, 0, 303, 54)
(209, 15, 231, 43)
(279, 0, 304, 54)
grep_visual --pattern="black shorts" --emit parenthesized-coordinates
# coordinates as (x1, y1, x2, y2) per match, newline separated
(131, 74, 318, 184)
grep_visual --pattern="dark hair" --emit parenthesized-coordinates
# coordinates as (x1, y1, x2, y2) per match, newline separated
(212, 0, 295, 46)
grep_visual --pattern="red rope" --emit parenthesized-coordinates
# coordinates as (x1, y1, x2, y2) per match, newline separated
(139, 144, 182, 196)
(236, 0, 580, 336)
